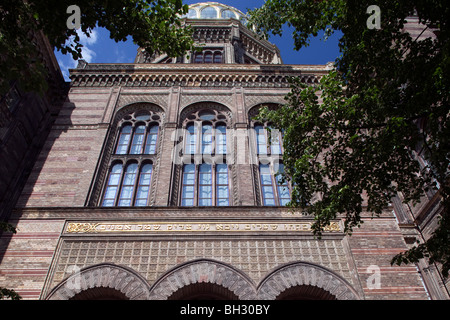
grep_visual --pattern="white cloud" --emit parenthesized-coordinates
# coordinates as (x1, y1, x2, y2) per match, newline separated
(77, 28, 98, 46)
(80, 44, 96, 63)
(56, 28, 99, 81)
(57, 57, 77, 81)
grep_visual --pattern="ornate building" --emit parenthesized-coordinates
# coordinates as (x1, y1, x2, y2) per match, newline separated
(0, 2, 447, 300)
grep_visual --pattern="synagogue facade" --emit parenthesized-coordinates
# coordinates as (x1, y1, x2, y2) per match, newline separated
(0, 2, 447, 300)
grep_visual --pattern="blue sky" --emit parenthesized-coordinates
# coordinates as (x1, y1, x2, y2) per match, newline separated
(55, 0, 342, 81)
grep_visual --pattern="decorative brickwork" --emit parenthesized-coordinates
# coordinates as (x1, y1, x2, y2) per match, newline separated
(46, 263, 150, 300)
(257, 261, 360, 300)
(149, 259, 257, 300)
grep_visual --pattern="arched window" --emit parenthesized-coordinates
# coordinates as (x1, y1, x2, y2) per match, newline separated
(275, 164, 290, 206)
(254, 124, 283, 155)
(186, 123, 197, 154)
(202, 123, 213, 154)
(99, 107, 162, 207)
(255, 125, 267, 155)
(194, 52, 203, 63)
(259, 163, 291, 206)
(200, 6, 217, 19)
(102, 163, 123, 207)
(259, 163, 276, 206)
(144, 125, 159, 154)
(204, 51, 213, 64)
(216, 124, 226, 154)
(183, 116, 227, 156)
(135, 163, 152, 206)
(116, 125, 132, 154)
(198, 163, 213, 206)
(130, 124, 146, 154)
(250, 105, 291, 206)
(177, 106, 231, 206)
(116, 122, 160, 155)
(118, 163, 138, 206)
(192, 50, 223, 64)
(221, 9, 236, 19)
(270, 127, 283, 155)
(216, 164, 229, 206)
(187, 9, 197, 18)
(181, 164, 195, 206)
(213, 52, 223, 63)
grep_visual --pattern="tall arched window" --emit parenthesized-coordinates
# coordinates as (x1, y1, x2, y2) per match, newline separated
(135, 163, 153, 206)
(250, 105, 291, 206)
(116, 125, 132, 154)
(145, 125, 159, 154)
(130, 125, 146, 154)
(198, 163, 213, 206)
(102, 163, 123, 207)
(202, 124, 213, 154)
(177, 106, 231, 206)
(216, 163, 229, 206)
(216, 124, 226, 154)
(118, 163, 138, 206)
(100, 107, 162, 207)
(186, 123, 197, 154)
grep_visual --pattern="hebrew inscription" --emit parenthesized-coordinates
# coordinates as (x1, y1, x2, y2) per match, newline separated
(65, 221, 341, 234)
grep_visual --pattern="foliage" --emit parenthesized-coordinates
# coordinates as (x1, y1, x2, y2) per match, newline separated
(0, 288, 21, 300)
(0, 0, 194, 95)
(249, 0, 450, 276)
(0, 223, 19, 299)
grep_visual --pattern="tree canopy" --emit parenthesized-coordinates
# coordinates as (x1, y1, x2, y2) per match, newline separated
(248, 0, 450, 277)
(0, 0, 194, 95)
(1, 0, 194, 300)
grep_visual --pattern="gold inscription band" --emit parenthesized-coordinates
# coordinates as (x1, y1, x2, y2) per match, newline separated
(65, 221, 341, 234)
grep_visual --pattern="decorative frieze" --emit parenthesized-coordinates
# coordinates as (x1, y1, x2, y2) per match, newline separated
(70, 72, 320, 88)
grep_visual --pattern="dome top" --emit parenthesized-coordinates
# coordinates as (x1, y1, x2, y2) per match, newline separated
(185, 2, 247, 23)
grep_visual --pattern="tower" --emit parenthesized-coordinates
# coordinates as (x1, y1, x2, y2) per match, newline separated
(0, 2, 441, 300)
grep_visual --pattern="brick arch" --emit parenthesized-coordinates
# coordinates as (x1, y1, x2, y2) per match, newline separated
(257, 261, 361, 300)
(179, 101, 233, 126)
(148, 259, 257, 300)
(247, 102, 282, 121)
(46, 263, 151, 300)
(114, 102, 166, 127)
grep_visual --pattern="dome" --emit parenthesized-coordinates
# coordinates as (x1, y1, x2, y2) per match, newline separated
(185, 2, 247, 24)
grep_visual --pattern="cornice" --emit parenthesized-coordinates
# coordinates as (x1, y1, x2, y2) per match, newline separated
(69, 64, 328, 88)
